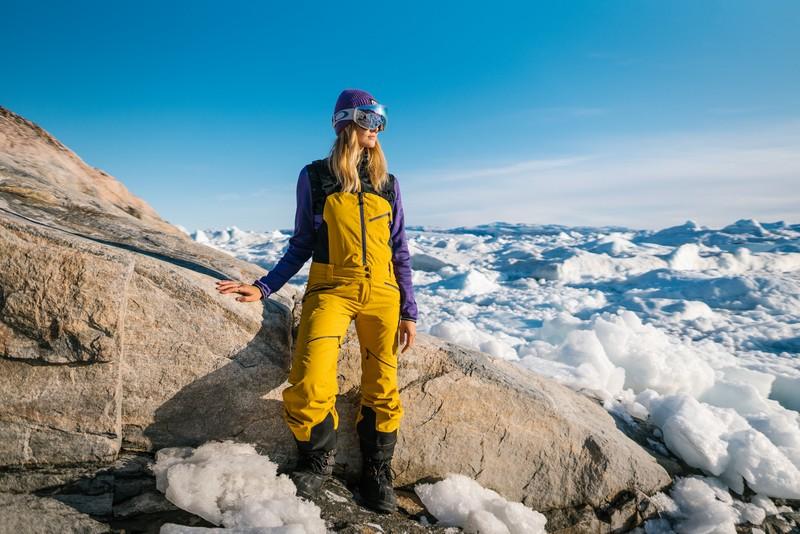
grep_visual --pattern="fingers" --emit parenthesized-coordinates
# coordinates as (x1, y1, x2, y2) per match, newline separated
(215, 280, 241, 293)
(215, 280, 261, 301)
(216, 280, 245, 294)
(219, 286, 245, 294)
(216, 280, 244, 287)
(400, 326, 416, 354)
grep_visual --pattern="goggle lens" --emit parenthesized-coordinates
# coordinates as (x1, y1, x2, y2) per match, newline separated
(333, 104, 388, 132)
(354, 109, 386, 131)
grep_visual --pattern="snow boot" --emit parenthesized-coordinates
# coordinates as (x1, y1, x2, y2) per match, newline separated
(289, 412, 337, 501)
(359, 451, 397, 513)
(356, 406, 398, 513)
(290, 447, 336, 501)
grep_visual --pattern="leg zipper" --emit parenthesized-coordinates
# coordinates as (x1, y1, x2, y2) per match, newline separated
(307, 335, 341, 345)
(365, 347, 397, 369)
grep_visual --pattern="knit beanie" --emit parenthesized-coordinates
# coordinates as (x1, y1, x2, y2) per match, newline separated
(333, 89, 379, 135)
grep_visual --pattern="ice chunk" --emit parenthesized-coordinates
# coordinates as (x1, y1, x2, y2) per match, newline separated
(751, 494, 778, 515)
(670, 477, 738, 533)
(153, 441, 325, 533)
(430, 318, 518, 360)
(414, 473, 547, 534)
(645, 395, 800, 498)
(161, 525, 305, 533)
(733, 500, 766, 525)
(722, 428, 800, 498)
(649, 395, 732, 476)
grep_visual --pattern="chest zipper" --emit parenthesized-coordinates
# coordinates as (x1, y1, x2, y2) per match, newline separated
(368, 211, 390, 222)
(358, 191, 367, 266)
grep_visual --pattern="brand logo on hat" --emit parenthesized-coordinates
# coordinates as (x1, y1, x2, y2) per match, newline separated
(370, 99, 377, 104)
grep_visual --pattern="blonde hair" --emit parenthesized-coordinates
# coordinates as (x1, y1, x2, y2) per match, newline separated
(327, 123, 390, 193)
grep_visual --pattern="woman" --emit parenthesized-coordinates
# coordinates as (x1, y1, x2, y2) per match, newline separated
(216, 89, 417, 514)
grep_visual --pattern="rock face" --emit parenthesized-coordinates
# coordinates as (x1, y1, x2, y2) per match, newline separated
(0, 493, 110, 534)
(0, 107, 179, 236)
(0, 106, 671, 528)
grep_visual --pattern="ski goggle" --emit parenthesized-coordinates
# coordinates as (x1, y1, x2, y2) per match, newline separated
(332, 104, 388, 132)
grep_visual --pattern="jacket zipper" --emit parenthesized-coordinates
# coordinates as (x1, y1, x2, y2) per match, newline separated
(358, 191, 367, 266)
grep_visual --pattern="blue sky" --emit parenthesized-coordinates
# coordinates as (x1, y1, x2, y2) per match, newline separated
(2, 1, 798, 231)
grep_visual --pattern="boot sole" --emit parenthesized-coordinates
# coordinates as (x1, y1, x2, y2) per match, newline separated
(290, 472, 330, 502)
(359, 497, 397, 514)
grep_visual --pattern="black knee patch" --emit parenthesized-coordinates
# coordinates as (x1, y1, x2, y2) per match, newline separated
(357, 406, 397, 459)
(296, 412, 337, 453)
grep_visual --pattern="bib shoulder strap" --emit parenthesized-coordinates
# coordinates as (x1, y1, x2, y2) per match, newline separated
(383, 173, 397, 204)
(306, 158, 341, 214)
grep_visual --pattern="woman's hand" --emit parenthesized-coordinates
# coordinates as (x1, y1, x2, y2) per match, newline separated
(399, 319, 416, 354)
(215, 280, 263, 302)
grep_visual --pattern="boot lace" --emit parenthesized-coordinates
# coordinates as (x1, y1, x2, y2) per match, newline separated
(366, 458, 396, 486)
(300, 449, 336, 474)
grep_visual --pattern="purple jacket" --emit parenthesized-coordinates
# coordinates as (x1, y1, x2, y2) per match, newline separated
(253, 165, 418, 322)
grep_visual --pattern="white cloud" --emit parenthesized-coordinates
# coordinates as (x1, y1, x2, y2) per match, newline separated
(402, 119, 800, 230)
(422, 156, 594, 182)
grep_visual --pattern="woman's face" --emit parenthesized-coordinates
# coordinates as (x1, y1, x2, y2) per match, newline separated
(355, 124, 379, 149)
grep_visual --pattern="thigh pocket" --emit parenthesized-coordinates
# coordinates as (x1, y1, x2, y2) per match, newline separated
(301, 282, 339, 303)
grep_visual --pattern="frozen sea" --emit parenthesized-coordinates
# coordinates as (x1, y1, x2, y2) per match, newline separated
(163, 218, 800, 533)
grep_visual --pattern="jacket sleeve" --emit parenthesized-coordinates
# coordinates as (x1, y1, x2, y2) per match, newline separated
(252, 166, 314, 298)
(390, 176, 418, 322)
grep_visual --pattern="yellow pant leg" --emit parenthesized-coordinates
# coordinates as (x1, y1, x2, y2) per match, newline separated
(354, 281, 403, 434)
(284, 282, 359, 443)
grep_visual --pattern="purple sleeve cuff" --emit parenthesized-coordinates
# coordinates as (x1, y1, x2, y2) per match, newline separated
(253, 279, 272, 299)
(253, 167, 315, 296)
(390, 176, 418, 322)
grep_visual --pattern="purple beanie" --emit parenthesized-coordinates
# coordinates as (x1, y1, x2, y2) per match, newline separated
(333, 89, 379, 135)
